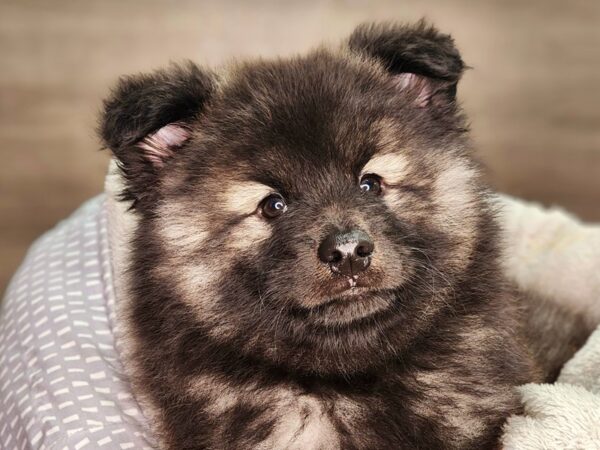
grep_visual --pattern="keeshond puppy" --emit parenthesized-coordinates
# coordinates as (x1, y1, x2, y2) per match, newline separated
(100, 21, 591, 449)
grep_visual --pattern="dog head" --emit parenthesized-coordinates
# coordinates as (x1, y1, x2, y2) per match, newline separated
(101, 21, 493, 376)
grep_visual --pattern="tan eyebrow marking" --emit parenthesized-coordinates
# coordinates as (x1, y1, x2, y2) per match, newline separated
(361, 153, 410, 185)
(224, 182, 274, 214)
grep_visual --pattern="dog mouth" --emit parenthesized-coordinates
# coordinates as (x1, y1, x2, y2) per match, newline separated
(344, 275, 362, 289)
(325, 274, 376, 299)
(297, 284, 395, 327)
(326, 285, 372, 302)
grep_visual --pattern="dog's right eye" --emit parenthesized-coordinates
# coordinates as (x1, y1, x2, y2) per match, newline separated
(359, 174, 383, 195)
(260, 194, 287, 219)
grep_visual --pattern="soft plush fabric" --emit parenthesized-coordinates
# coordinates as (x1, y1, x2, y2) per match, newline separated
(499, 201, 600, 448)
(1, 165, 598, 449)
(502, 347, 600, 449)
(499, 197, 600, 448)
(500, 195, 600, 327)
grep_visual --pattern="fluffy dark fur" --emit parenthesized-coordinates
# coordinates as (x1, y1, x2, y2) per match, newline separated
(99, 21, 592, 449)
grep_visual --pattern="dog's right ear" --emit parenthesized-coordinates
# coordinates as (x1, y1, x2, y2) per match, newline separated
(99, 61, 216, 207)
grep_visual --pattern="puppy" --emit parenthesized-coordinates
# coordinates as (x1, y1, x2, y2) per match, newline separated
(100, 21, 592, 449)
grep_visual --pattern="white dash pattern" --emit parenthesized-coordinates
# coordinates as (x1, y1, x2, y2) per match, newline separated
(0, 196, 155, 449)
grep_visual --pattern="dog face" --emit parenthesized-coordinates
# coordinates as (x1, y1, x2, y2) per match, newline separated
(101, 22, 490, 376)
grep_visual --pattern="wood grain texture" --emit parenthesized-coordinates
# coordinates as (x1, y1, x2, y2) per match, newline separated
(1, 0, 598, 293)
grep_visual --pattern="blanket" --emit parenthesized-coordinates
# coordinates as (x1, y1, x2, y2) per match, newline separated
(499, 197, 600, 449)
(0, 195, 154, 449)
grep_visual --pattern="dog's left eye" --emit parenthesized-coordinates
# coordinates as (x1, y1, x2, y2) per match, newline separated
(359, 174, 382, 195)
(260, 194, 287, 218)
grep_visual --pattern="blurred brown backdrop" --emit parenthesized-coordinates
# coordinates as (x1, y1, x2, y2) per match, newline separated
(1, 0, 599, 294)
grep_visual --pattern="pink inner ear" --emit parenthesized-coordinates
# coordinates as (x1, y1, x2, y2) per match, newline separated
(137, 123, 191, 167)
(392, 73, 432, 107)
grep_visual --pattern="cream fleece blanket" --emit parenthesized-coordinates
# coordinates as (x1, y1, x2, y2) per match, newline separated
(105, 164, 600, 449)
(499, 197, 600, 449)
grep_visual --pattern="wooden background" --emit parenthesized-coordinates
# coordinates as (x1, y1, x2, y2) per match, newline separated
(1, 0, 599, 293)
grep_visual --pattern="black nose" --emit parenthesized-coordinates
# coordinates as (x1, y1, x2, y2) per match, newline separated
(318, 229, 374, 277)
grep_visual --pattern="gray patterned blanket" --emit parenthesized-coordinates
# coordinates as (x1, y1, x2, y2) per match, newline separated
(0, 196, 154, 449)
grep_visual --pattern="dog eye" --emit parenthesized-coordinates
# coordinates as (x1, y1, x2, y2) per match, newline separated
(359, 174, 382, 195)
(260, 194, 287, 218)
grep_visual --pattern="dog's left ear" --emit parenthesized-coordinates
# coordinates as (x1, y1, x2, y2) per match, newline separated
(348, 20, 465, 107)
